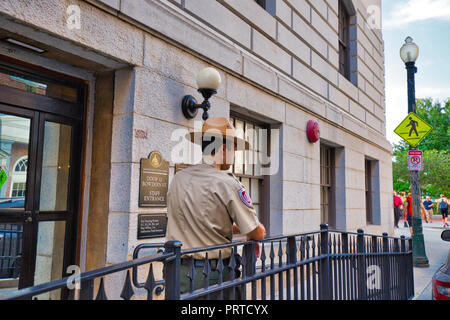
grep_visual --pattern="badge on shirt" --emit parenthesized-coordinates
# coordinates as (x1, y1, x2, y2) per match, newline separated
(238, 187, 253, 207)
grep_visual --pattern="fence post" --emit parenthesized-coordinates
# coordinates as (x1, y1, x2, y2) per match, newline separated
(408, 238, 415, 299)
(356, 229, 367, 300)
(163, 241, 182, 300)
(400, 236, 407, 300)
(382, 233, 391, 300)
(319, 224, 331, 300)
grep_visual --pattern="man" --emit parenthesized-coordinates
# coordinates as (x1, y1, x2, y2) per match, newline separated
(423, 196, 434, 224)
(166, 117, 266, 299)
(437, 194, 449, 228)
(393, 191, 403, 228)
(403, 192, 413, 235)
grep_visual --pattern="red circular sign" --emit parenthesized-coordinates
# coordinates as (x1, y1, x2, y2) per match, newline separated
(307, 120, 320, 143)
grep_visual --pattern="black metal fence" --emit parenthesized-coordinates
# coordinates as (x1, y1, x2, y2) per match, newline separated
(0, 224, 22, 279)
(0, 225, 414, 300)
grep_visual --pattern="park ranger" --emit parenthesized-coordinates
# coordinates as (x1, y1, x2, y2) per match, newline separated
(166, 117, 266, 298)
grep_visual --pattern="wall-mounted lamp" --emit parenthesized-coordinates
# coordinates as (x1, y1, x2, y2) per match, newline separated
(181, 67, 221, 121)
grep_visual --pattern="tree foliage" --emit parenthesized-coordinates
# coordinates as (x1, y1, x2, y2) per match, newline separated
(392, 98, 450, 198)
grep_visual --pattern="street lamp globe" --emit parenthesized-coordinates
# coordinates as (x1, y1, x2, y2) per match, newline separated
(196, 67, 221, 91)
(400, 36, 419, 63)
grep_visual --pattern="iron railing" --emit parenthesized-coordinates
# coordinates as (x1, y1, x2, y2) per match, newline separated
(0, 225, 414, 300)
(0, 224, 22, 279)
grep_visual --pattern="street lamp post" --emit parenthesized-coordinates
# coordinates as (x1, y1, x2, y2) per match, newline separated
(400, 37, 429, 267)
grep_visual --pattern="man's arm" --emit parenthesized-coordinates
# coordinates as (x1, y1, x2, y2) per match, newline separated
(246, 223, 266, 241)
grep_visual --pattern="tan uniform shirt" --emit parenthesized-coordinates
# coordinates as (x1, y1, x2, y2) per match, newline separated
(166, 163, 260, 259)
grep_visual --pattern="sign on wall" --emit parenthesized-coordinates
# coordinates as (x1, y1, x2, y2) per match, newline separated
(408, 150, 423, 171)
(137, 214, 167, 239)
(139, 151, 169, 207)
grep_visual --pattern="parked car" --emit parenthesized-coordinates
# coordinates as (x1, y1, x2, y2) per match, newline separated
(432, 230, 450, 300)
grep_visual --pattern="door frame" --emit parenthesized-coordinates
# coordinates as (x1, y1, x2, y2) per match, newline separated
(0, 59, 86, 290)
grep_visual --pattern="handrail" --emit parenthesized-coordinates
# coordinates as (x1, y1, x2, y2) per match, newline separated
(0, 251, 173, 300)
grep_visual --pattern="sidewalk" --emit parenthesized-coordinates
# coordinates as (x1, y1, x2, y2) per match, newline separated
(394, 216, 450, 300)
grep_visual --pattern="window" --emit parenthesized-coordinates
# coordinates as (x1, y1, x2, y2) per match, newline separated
(338, 1, 350, 80)
(365, 159, 372, 224)
(254, 0, 276, 15)
(14, 158, 27, 172)
(11, 182, 26, 198)
(320, 145, 335, 225)
(230, 115, 268, 222)
(365, 158, 380, 225)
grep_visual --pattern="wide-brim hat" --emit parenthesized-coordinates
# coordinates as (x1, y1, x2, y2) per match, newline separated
(186, 117, 250, 150)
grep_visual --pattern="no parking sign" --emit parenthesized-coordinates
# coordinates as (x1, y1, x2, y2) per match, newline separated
(408, 150, 423, 171)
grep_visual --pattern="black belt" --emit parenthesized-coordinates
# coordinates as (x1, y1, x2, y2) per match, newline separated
(181, 258, 231, 269)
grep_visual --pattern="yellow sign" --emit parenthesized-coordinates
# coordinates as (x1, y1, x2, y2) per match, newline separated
(394, 112, 433, 147)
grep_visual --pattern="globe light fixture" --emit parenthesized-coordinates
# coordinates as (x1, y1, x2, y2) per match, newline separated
(400, 36, 419, 63)
(181, 67, 221, 121)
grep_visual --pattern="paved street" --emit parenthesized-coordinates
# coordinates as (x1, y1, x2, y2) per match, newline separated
(394, 216, 450, 300)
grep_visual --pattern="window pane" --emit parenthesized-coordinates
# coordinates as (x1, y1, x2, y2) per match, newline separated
(0, 223, 23, 288)
(0, 114, 30, 209)
(0, 70, 78, 103)
(251, 178, 259, 203)
(39, 122, 72, 211)
(34, 221, 66, 299)
(241, 177, 250, 192)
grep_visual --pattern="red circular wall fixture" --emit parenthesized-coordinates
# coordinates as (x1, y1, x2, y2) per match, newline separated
(306, 120, 320, 143)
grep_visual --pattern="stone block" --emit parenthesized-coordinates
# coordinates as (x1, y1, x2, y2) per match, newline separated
(274, 0, 292, 26)
(311, 51, 338, 86)
(311, 9, 338, 51)
(242, 54, 278, 93)
(221, 0, 277, 39)
(184, 0, 251, 48)
(0, 0, 144, 65)
(252, 29, 291, 74)
(143, 34, 227, 100)
(111, 113, 134, 164)
(106, 213, 130, 263)
(349, 99, 366, 122)
(328, 85, 349, 112)
(121, 0, 242, 73)
(109, 163, 132, 212)
(226, 75, 285, 123)
(292, 11, 328, 58)
(277, 22, 310, 65)
(278, 78, 326, 118)
(292, 59, 328, 98)
(286, 0, 311, 22)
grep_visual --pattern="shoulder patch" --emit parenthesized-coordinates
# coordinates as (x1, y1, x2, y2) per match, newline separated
(238, 187, 253, 207)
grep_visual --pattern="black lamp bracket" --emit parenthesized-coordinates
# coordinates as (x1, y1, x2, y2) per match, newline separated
(181, 88, 217, 121)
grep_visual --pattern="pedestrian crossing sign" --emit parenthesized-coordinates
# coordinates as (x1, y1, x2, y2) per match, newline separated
(394, 112, 433, 147)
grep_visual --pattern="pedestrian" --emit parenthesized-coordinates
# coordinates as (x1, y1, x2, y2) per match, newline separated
(403, 192, 413, 235)
(437, 194, 449, 228)
(166, 117, 266, 299)
(420, 199, 427, 223)
(423, 196, 434, 224)
(393, 191, 403, 228)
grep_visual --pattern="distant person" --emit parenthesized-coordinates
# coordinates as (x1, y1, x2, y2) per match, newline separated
(393, 191, 403, 228)
(403, 193, 413, 234)
(437, 194, 449, 228)
(420, 199, 427, 223)
(423, 196, 434, 224)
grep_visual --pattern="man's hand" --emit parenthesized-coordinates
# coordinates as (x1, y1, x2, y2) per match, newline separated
(246, 224, 266, 259)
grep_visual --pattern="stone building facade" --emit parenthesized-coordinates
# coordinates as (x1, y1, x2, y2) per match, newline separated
(0, 0, 392, 297)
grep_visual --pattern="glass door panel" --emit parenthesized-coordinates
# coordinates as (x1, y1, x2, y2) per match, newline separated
(0, 113, 31, 210)
(33, 221, 66, 300)
(0, 222, 22, 293)
(39, 121, 72, 212)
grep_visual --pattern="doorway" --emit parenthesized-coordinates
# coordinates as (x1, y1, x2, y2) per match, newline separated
(0, 61, 84, 298)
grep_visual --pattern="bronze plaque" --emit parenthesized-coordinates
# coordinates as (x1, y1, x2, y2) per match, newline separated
(139, 151, 169, 207)
(137, 214, 167, 239)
